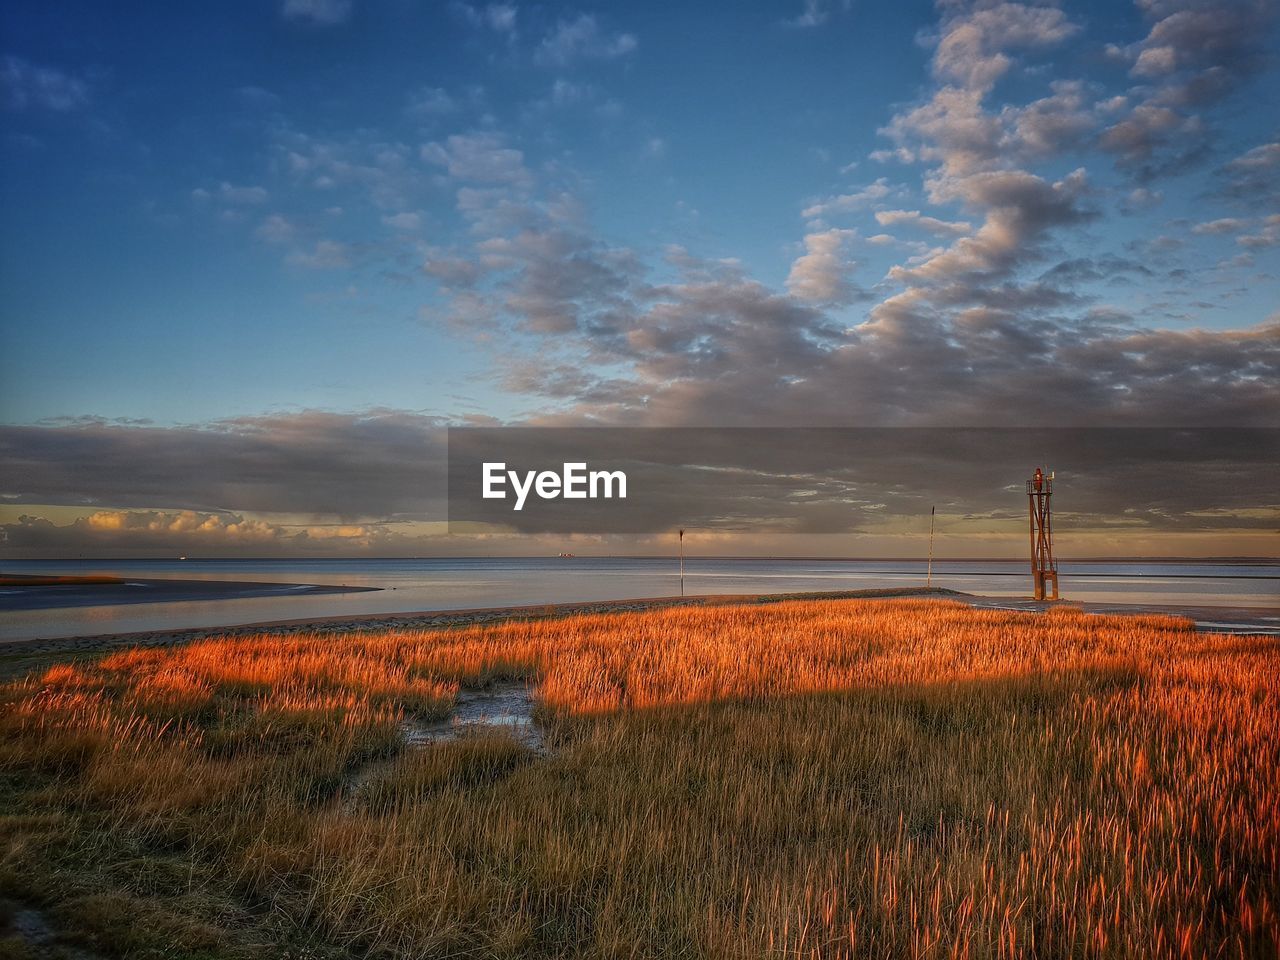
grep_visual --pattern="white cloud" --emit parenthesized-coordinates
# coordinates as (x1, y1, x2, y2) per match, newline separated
(1238, 215, 1280, 249)
(931, 3, 1078, 93)
(802, 178, 896, 219)
(272, 129, 424, 210)
(421, 131, 531, 186)
(535, 14, 637, 66)
(455, 2, 518, 35)
(382, 211, 422, 231)
(484, 3, 517, 34)
(281, 0, 353, 25)
(1122, 187, 1163, 212)
(1228, 142, 1280, 171)
(84, 509, 283, 543)
(890, 168, 1093, 285)
(1, 57, 89, 111)
(787, 229, 862, 305)
(288, 240, 350, 269)
(787, 0, 835, 28)
(1099, 1, 1276, 179)
(1191, 218, 1247, 236)
(875, 209, 972, 238)
(218, 182, 269, 205)
(406, 87, 457, 116)
(255, 214, 296, 244)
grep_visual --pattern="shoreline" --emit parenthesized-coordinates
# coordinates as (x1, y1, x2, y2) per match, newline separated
(0, 576, 381, 612)
(2, 588, 1277, 676)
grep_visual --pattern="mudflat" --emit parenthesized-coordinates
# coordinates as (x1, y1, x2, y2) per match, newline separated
(0, 576, 381, 612)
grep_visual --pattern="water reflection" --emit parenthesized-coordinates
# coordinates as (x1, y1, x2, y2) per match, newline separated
(1, 557, 1275, 641)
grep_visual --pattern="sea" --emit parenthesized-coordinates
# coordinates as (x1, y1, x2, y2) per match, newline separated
(1, 557, 1276, 642)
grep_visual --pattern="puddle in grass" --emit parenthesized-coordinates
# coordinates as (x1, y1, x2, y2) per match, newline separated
(403, 680, 545, 753)
(341, 681, 545, 806)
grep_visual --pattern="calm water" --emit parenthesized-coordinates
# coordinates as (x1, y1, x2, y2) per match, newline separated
(1, 557, 1276, 641)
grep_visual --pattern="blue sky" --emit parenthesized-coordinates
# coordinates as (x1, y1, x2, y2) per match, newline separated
(1, 0, 1278, 555)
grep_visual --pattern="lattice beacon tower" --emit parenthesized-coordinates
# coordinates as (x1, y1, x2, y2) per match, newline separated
(1026, 467, 1059, 601)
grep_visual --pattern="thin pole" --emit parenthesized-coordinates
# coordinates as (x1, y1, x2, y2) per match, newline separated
(927, 506, 935, 589)
(1029, 482, 1036, 598)
(678, 529, 685, 597)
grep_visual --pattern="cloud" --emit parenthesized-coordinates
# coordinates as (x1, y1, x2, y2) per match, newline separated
(422, 251, 485, 288)
(1, 56, 89, 111)
(1121, 187, 1164, 212)
(880, 86, 1003, 177)
(217, 182, 269, 205)
(1238, 214, 1280, 249)
(255, 214, 296, 244)
(535, 14, 637, 66)
(446, 427, 1280, 536)
(880, 13, 1089, 179)
(929, 2, 1078, 93)
(874, 209, 972, 238)
(1191, 217, 1248, 235)
(1217, 140, 1280, 205)
(1, 510, 281, 554)
(1227, 140, 1280, 172)
(1001, 80, 1095, 158)
(395, 0, 1278, 443)
(1099, 0, 1277, 179)
(486, 4, 518, 33)
(423, 172, 1279, 428)
(236, 86, 281, 109)
(84, 509, 281, 540)
(888, 168, 1094, 286)
(476, 225, 643, 334)
(381, 211, 422, 231)
(1038, 255, 1153, 286)
(406, 87, 457, 116)
(785, 0, 853, 28)
(802, 178, 896, 219)
(421, 131, 532, 186)
(0, 410, 448, 519)
(281, 0, 353, 25)
(162, 0, 1278, 447)
(8, 426, 1274, 553)
(549, 78, 593, 106)
(454, 2, 518, 35)
(1125, 0, 1271, 94)
(287, 239, 350, 269)
(0, 509, 414, 556)
(1097, 104, 1206, 176)
(786, 229, 865, 305)
(273, 129, 424, 211)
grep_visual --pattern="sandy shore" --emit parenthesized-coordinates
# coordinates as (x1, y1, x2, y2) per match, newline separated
(0, 576, 381, 612)
(1, 587, 1276, 680)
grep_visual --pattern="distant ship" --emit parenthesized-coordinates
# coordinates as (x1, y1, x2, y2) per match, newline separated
(557, 552, 576, 558)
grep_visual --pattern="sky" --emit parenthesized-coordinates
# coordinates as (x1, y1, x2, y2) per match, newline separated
(1, 0, 1278, 558)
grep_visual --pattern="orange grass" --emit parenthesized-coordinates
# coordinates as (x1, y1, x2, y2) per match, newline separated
(0, 598, 1276, 958)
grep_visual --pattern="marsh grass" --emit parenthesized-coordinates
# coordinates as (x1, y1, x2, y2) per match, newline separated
(0, 599, 1276, 958)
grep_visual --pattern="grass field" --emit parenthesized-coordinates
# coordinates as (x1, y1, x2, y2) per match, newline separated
(1, 598, 1276, 959)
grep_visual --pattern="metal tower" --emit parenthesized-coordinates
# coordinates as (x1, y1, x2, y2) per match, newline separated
(1026, 467, 1059, 601)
